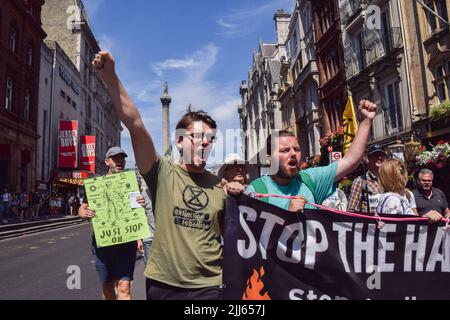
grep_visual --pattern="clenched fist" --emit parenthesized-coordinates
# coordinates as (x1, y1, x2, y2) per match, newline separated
(358, 99, 377, 120)
(288, 196, 306, 213)
(92, 51, 116, 82)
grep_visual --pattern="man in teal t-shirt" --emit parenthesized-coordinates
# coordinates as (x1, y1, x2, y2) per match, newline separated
(244, 99, 377, 212)
(246, 162, 338, 210)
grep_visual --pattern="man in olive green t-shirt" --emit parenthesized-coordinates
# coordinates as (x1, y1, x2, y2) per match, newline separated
(92, 51, 225, 300)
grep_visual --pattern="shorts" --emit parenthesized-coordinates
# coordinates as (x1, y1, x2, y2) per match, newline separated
(93, 241, 137, 284)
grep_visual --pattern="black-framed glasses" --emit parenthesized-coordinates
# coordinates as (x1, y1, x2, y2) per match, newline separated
(184, 133, 216, 143)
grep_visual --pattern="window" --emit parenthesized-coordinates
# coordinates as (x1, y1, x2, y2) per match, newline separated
(60, 90, 66, 98)
(426, 0, 449, 33)
(72, 101, 77, 109)
(66, 95, 72, 104)
(355, 32, 365, 71)
(437, 0, 449, 29)
(5, 78, 13, 111)
(434, 61, 450, 102)
(23, 90, 30, 120)
(27, 46, 33, 66)
(384, 81, 403, 132)
(9, 27, 17, 53)
(381, 11, 391, 53)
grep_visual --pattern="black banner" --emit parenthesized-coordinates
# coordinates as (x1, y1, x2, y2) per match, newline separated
(223, 194, 450, 300)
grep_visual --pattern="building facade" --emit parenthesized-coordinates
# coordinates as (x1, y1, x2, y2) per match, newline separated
(339, 0, 414, 146)
(312, 0, 347, 137)
(41, 0, 121, 175)
(285, 0, 321, 159)
(0, 0, 46, 192)
(400, 0, 450, 142)
(37, 40, 83, 188)
(239, 10, 290, 167)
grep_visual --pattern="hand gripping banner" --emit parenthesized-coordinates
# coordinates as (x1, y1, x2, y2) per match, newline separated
(223, 194, 450, 300)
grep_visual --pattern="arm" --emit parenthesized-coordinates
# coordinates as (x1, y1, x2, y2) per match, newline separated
(92, 52, 157, 175)
(335, 100, 376, 182)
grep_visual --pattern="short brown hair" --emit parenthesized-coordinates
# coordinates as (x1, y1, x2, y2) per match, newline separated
(266, 130, 296, 155)
(378, 158, 408, 196)
(176, 110, 217, 131)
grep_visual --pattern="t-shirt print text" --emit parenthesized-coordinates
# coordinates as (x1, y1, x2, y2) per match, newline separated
(173, 185, 211, 231)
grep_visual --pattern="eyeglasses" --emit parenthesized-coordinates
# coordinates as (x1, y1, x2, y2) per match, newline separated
(184, 133, 216, 143)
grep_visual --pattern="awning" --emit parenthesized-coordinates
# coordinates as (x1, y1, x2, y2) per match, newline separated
(51, 170, 93, 186)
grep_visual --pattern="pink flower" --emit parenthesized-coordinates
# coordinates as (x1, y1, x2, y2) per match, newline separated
(437, 162, 444, 169)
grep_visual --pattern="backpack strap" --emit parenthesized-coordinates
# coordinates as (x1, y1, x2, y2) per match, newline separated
(250, 178, 269, 203)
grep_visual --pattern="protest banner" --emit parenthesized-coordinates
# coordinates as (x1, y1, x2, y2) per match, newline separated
(223, 194, 450, 300)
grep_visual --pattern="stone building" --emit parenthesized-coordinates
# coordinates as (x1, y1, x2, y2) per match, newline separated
(239, 10, 290, 169)
(41, 0, 121, 175)
(37, 40, 82, 188)
(0, 0, 46, 192)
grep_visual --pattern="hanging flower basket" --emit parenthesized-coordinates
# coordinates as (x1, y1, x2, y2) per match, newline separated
(319, 126, 345, 152)
(412, 141, 450, 175)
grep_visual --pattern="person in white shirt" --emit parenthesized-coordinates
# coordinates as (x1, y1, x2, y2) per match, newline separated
(376, 158, 419, 216)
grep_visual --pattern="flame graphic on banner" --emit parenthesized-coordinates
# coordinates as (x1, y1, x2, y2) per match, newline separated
(242, 266, 271, 300)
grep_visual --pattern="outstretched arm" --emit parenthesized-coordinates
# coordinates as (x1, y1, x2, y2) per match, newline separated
(92, 52, 157, 175)
(335, 99, 376, 182)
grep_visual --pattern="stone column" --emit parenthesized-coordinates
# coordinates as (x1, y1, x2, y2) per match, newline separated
(160, 82, 172, 156)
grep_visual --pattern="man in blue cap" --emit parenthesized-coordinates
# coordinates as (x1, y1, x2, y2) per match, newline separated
(348, 144, 387, 214)
(78, 146, 144, 300)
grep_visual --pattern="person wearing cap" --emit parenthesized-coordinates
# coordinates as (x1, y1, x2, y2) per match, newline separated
(348, 144, 387, 214)
(218, 153, 250, 193)
(78, 146, 146, 300)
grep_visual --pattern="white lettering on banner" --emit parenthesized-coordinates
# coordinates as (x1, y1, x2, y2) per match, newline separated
(333, 222, 353, 272)
(259, 211, 285, 260)
(277, 223, 304, 263)
(289, 288, 348, 300)
(426, 227, 450, 272)
(237, 206, 257, 259)
(237, 205, 450, 273)
(354, 223, 376, 273)
(378, 224, 396, 272)
(404, 225, 428, 272)
(305, 221, 329, 269)
(238, 205, 328, 267)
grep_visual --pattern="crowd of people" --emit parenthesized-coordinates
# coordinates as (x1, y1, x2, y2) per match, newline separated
(74, 50, 450, 300)
(0, 189, 83, 224)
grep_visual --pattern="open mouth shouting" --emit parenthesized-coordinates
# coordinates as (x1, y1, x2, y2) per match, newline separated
(287, 158, 298, 170)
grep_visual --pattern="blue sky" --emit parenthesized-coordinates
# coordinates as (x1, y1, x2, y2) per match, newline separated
(83, 0, 294, 167)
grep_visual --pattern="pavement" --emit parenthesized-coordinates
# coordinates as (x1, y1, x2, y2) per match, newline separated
(0, 222, 146, 300)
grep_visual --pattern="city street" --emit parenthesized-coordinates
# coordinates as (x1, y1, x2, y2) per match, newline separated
(0, 223, 146, 300)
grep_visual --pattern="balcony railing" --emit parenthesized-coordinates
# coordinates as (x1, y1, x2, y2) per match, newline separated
(365, 27, 403, 66)
(341, 0, 367, 26)
(345, 56, 361, 79)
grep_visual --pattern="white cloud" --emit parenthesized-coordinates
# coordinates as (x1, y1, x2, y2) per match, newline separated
(216, 0, 294, 38)
(151, 44, 218, 78)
